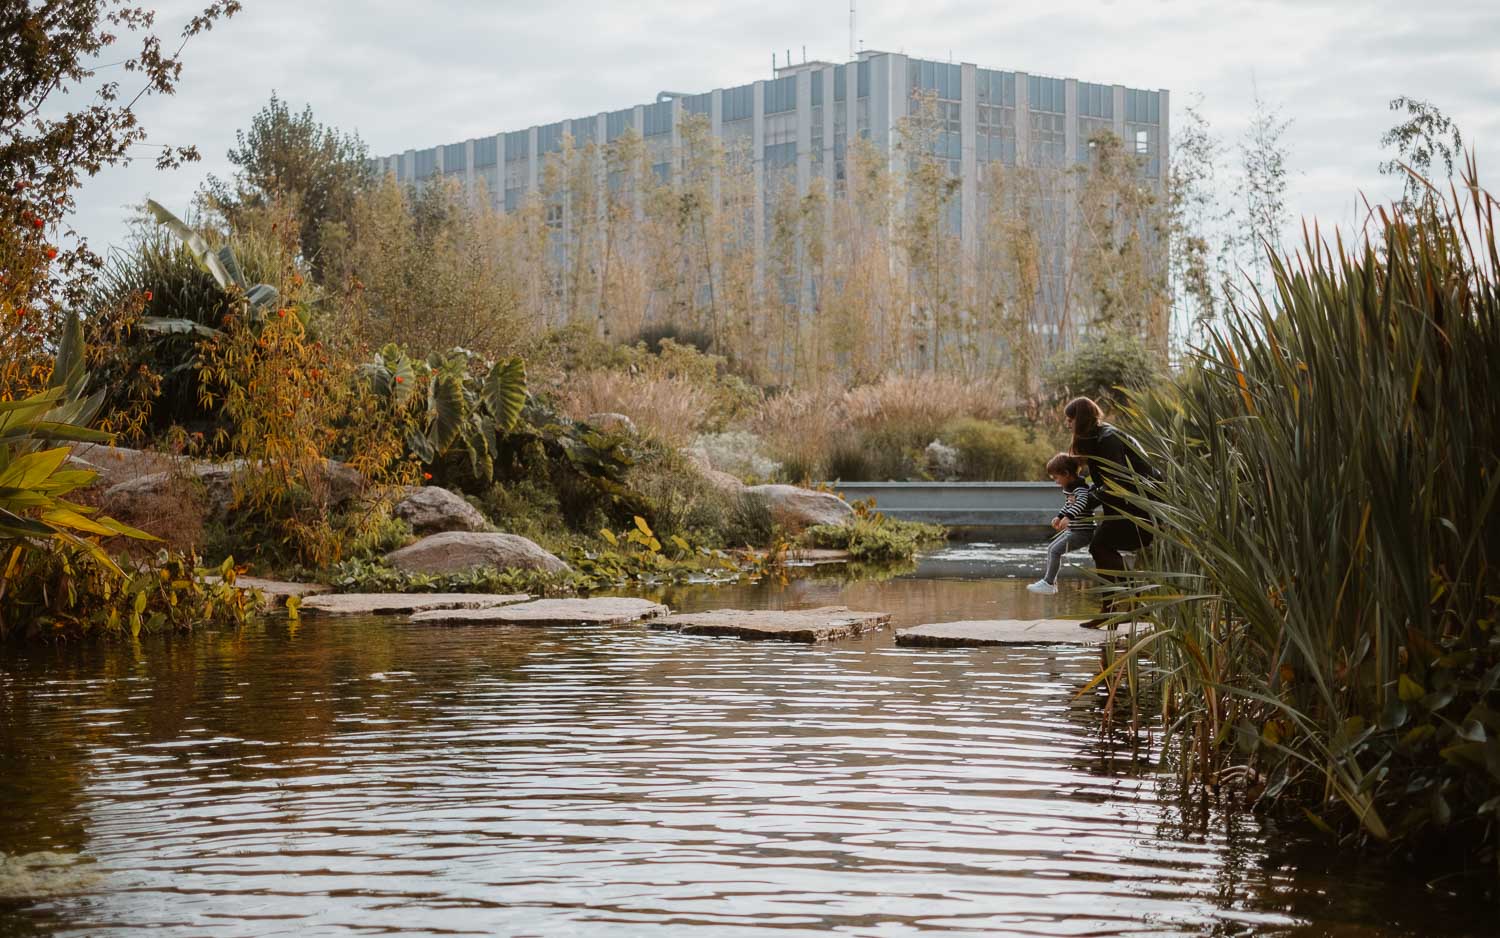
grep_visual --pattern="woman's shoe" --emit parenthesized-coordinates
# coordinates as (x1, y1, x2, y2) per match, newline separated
(1026, 579, 1058, 595)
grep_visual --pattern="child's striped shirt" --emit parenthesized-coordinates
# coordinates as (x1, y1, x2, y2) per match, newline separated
(1058, 482, 1100, 535)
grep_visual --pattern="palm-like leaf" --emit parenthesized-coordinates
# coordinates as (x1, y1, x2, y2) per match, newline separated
(145, 199, 231, 288)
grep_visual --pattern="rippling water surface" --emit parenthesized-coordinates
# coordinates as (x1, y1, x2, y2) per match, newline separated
(0, 545, 1489, 936)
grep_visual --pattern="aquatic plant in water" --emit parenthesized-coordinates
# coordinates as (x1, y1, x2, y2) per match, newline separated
(1103, 160, 1500, 862)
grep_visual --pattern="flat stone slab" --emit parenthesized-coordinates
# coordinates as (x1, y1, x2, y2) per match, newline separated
(409, 597, 669, 626)
(895, 619, 1137, 647)
(299, 592, 529, 616)
(650, 606, 890, 643)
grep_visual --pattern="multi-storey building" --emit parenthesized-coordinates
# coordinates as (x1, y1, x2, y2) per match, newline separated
(376, 49, 1166, 243)
(373, 50, 1169, 367)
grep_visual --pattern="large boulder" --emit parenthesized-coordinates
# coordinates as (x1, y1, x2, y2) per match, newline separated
(70, 444, 182, 487)
(682, 447, 748, 494)
(393, 486, 489, 534)
(104, 460, 246, 514)
(746, 484, 854, 529)
(385, 531, 570, 576)
(102, 458, 365, 518)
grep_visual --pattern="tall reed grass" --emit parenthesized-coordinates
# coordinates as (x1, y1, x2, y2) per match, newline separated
(1110, 165, 1500, 859)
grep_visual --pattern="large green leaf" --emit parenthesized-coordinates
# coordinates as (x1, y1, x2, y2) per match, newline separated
(482, 357, 527, 432)
(427, 370, 467, 451)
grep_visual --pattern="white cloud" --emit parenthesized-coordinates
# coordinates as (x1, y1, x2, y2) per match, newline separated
(63, 0, 1500, 255)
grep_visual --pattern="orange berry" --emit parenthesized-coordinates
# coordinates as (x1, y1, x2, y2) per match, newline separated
(395, 376, 404, 384)
(31, 216, 43, 229)
(144, 290, 153, 301)
(277, 308, 288, 318)
(423, 472, 432, 480)
(45, 247, 57, 259)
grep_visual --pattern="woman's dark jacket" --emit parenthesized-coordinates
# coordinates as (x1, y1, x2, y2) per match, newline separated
(1075, 423, 1156, 514)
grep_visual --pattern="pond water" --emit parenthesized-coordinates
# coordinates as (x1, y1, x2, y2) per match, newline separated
(0, 545, 1491, 936)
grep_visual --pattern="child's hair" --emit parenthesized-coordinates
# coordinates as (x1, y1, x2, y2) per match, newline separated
(1045, 452, 1081, 477)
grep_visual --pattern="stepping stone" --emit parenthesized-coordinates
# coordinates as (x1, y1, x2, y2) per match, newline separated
(299, 592, 529, 616)
(409, 597, 669, 626)
(650, 606, 890, 643)
(895, 619, 1143, 647)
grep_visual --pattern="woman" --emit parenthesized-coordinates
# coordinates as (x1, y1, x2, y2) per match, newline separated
(1064, 396, 1155, 628)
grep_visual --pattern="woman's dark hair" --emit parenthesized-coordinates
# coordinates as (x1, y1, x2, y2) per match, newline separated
(1045, 452, 1081, 477)
(1065, 396, 1104, 454)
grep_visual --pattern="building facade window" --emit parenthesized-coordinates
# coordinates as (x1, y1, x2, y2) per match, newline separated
(606, 108, 633, 142)
(908, 58, 962, 101)
(764, 75, 796, 114)
(473, 137, 498, 168)
(643, 101, 672, 137)
(977, 103, 1015, 164)
(1029, 113, 1066, 166)
(443, 142, 467, 174)
(1127, 122, 1160, 176)
(414, 147, 437, 180)
(1078, 117, 1113, 163)
(538, 122, 565, 154)
(1028, 75, 1065, 114)
(1124, 88, 1160, 124)
(764, 110, 796, 148)
(1078, 82, 1113, 119)
(506, 130, 529, 160)
(722, 84, 754, 122)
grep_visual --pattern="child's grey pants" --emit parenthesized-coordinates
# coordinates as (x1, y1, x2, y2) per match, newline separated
(1045, 529, 1094, 584)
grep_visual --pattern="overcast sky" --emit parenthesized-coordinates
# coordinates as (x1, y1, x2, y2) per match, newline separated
(63, 0, 1500, 254)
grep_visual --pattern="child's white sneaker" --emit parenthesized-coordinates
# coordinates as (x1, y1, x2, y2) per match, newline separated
(1027, 579, 1058, 595)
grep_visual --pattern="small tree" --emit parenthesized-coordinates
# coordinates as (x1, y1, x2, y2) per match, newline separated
(202, 93, 372, 278)
(1043, 329, 1160, 411)
(1, 1, 240, 397)
(1232, 86, 1291, 295)
(1379, 96, 1464, 214)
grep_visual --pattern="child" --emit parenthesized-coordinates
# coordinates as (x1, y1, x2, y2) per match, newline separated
(1027, 453, 1099, 595)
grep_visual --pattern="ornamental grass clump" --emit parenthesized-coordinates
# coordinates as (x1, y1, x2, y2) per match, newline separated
(1111, 163, 1500, 860)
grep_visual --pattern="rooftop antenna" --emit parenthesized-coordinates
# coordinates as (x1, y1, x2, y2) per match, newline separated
(772, 51, 777, 73)
(849, 1, 856, 61)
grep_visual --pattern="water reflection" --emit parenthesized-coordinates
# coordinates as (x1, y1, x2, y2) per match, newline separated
(0, 544, 1490, 936)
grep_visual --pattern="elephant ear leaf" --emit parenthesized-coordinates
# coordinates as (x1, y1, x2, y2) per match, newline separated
(145, 199, 231, 289)
(427, 370, 466, 451)
(482, 357, 527, 433)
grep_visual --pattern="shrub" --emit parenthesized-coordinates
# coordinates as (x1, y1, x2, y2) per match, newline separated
(1042, 328, 1160, 410)
(633, 322, 714, 354)
(560, 370, 714, 446)
(824, 427, 926, 482)
(800, 516, 946, 563)
(690, 431, 780, 482)
(938, 418, 1056, 481)
(843, 373, 1013, 441)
